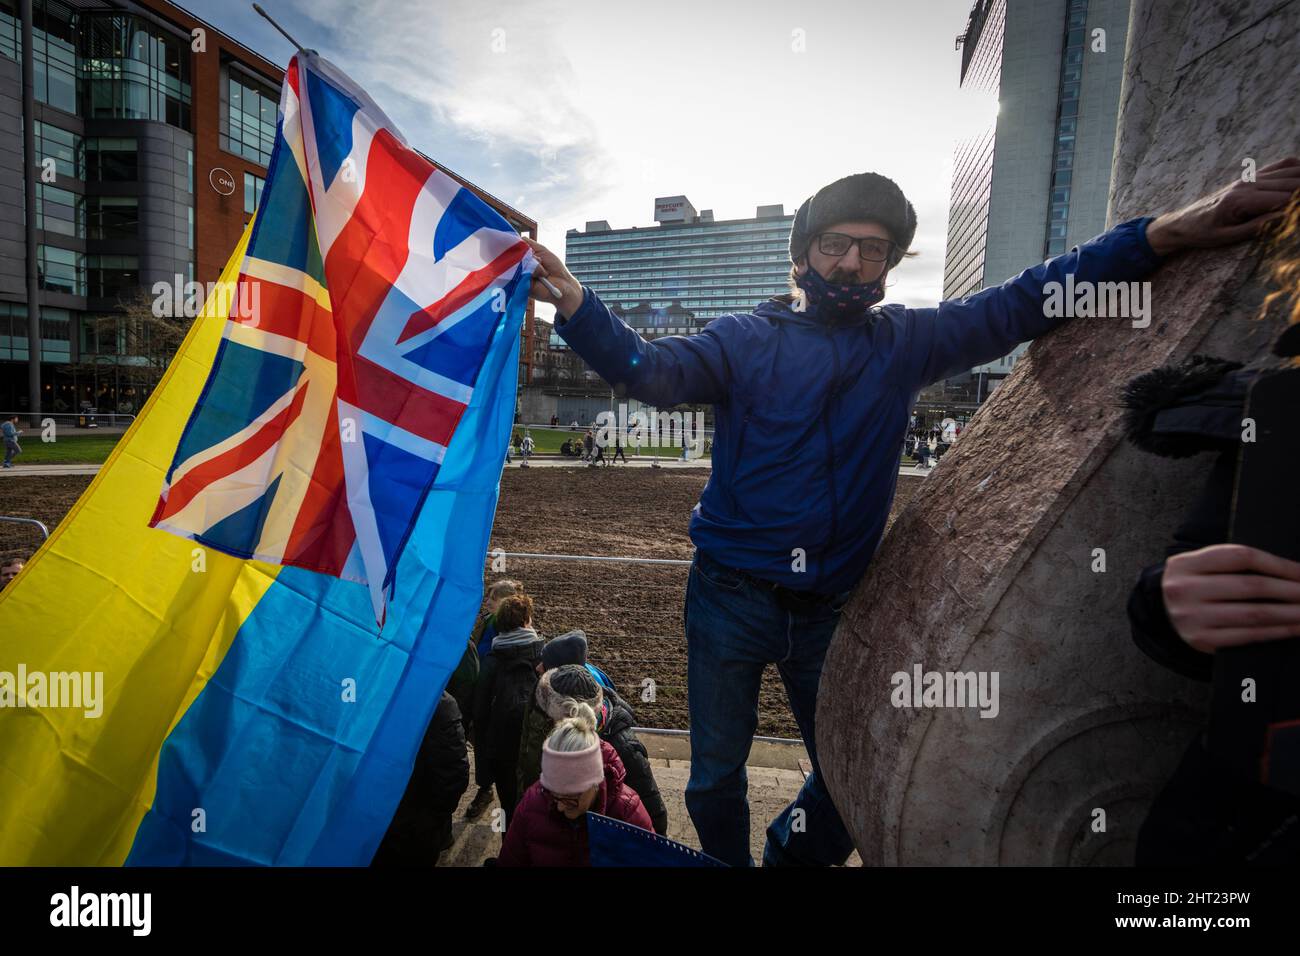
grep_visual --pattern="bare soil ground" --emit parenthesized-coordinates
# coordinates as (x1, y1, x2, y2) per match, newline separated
(0, 467, 924, 737)
(486, 466, 923, 737)
(0, 475, 94, 564)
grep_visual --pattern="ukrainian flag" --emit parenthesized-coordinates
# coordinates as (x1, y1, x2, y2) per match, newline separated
(0, 221, 521, 865)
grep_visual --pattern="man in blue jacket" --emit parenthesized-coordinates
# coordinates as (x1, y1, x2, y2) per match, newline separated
(524, 162, 1300, 867)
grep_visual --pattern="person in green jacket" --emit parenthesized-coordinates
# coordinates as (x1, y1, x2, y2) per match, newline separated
(517, 664, 670, 835)
(517, 665, 603, 804)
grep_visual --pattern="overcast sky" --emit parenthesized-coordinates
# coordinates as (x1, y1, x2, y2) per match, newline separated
(190, 0, 988, 314)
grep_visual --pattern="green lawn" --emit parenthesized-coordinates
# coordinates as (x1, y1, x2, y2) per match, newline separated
(12, 433, 122, 464)
(513, 425, 711, 458)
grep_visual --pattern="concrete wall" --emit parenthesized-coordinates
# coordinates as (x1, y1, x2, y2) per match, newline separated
(555, 393, 615, 427)
(516, 385, 558, 425)
(819, 0, 1299, 865)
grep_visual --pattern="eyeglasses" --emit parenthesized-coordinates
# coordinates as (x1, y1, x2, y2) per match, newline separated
(817, 233, 895, 262)
(543, 788, 584, 810)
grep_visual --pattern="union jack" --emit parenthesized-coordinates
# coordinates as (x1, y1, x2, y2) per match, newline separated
(150, 51, 536, 626)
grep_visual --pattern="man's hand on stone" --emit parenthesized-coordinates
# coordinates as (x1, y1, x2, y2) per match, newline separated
(1144, 155, 1300, 256)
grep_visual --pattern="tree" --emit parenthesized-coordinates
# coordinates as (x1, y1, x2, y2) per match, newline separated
(72, 287, 195, 413)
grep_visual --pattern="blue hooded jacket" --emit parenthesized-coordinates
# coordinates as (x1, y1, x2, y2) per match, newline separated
(555, 216, 1164, 594)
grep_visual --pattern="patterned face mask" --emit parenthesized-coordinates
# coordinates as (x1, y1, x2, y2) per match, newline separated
(794, 262, 885, 321)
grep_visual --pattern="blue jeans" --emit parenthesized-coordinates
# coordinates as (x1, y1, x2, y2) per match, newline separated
(683, 549, 857, 867)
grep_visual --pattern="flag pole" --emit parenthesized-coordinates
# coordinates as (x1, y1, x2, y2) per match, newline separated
(252, 3, 308, 53)
(251, 2, 562, 301)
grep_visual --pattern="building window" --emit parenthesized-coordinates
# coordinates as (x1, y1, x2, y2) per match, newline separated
(35, 183, 83, 237)
(40, 307, 72, 362)
(35, 121, 82, 179)
(27, 0, 79, 114)
(0, 4, 13, 61)
(187, 148, 194, 193)
(80, 313, 122, 356)
(0, 303, 71, 362)
(187, 205, 194, 251)
(224, 73, 278, 166)
(38, 244, 85, 295)
(84, 137, 138, 181)
(244, 172, 265, 215)
(81, 12, 192, 129)
(0, 302, 27, 360)
(86, 196, 139, 239)
(87, 254, 139, 299)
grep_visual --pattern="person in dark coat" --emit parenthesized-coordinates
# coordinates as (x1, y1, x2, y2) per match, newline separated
(371, 692, 469, 867)
(444, 639, 479, 733)
(498, 702, 653, 867)
(472, 594, 544, 827)
(600, 685, 669, 836)
(462, 579, 521, 819)
(1122, 329, 1300, 865)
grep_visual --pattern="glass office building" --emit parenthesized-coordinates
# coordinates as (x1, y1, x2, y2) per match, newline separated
(0, 0, 539, 416)
(939, 0, 1130, 407)
(0, 0, 274, 413)
(555, 197, 794, 347)
(943, 0, 1004, 306)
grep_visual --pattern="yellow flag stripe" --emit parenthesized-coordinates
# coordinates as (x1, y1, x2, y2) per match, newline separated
(0, 221, 283, 865)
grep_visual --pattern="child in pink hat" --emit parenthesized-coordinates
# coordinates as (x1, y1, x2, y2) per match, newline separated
(498, 702, 652, 866)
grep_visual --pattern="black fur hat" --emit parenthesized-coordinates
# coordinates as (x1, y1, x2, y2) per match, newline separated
(789, 172, 917, 268)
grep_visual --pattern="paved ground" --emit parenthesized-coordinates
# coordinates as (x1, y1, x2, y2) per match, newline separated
(0, 463, 102, 477)
(439, 736, 863, 867)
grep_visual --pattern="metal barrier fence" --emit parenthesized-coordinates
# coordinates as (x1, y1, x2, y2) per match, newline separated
(482, 549, 695, 695)
(0, 411, 136, 429)
(479, 549, 801, 739)
(0, 515, 50, 566)
(516, 421, 716, 445)
(488, 550, 690, 567)
(0, 515, 50, 540)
